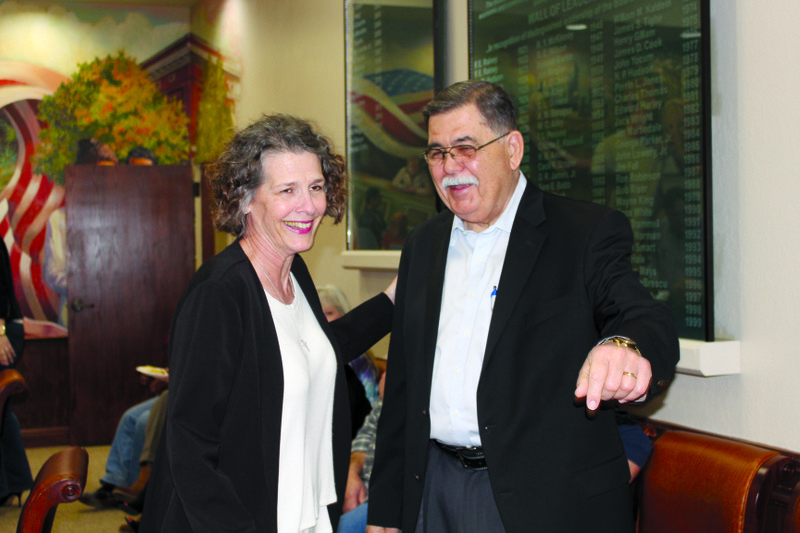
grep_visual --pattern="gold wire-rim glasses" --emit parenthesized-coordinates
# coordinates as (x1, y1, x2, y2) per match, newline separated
(422, 131, 511, 165)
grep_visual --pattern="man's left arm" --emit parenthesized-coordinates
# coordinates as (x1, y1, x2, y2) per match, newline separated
(574, 209, 680, 411)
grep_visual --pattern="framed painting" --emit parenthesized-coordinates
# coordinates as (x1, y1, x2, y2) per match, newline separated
(345, 0, 437, 251)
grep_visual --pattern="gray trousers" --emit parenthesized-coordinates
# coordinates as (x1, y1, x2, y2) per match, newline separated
(415, 441, 507, 533)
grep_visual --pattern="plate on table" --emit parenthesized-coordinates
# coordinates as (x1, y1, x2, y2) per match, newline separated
(136, 365, 169, 378)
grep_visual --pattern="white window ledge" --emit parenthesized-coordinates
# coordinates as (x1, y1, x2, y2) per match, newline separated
(677, 339, 741, 377)
(341, 250, 401, 270)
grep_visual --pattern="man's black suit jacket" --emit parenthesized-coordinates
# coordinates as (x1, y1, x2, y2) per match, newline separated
(368, 181, 679, 532)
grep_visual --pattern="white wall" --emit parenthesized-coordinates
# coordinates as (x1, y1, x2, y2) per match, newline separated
(235, 0, 800, 449)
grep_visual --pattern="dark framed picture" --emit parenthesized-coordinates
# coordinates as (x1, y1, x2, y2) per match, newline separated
(345, 0, 438, 251)
(469, 0, 713, 340)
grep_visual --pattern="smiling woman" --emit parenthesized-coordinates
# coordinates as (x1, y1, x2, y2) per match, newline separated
(244, 151, 329, 290)
(140, 114, 397, 533)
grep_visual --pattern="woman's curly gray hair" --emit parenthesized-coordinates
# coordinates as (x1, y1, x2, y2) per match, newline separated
(208, 114, 347, 237)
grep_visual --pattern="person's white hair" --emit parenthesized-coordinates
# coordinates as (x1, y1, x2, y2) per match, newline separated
(317, 285, 351, 315)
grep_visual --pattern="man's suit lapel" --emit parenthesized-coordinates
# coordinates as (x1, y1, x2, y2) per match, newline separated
(483, 183, 547, 368)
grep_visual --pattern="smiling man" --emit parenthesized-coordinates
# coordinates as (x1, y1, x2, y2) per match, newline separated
(366, 80, 679, 533)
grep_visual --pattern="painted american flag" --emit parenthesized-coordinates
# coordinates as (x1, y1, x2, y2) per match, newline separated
(349, 68, 434, 160)
(1, 63, 68, 325)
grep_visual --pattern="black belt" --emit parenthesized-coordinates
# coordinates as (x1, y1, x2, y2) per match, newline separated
(432, 440, 487, 471)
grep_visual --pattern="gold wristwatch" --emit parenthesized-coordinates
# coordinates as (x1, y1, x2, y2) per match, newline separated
(599, 335, 640, 356)
(0, 323, 6, 336)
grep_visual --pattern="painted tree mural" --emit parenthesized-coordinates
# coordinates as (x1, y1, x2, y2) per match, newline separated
(33, 51, 190, 184)
(195, 55, 234, 164)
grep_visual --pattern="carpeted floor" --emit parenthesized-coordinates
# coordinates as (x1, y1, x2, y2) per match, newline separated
(0, 444, 135, 532)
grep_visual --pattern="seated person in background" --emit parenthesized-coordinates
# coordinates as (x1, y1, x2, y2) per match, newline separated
(117, 389, 170, 533)
(79, 370, 168, 509)
(337, 378, 652, 533)
(115, 387, 169, 508)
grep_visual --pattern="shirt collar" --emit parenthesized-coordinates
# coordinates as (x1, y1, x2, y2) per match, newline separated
(451, 172, 528, 235)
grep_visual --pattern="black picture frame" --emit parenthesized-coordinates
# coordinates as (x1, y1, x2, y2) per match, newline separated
(344, 0, 439, 252)
(468, 0, 714, 341)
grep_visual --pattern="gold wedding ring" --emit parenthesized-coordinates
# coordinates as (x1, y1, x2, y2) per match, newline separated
(622, 371, 638, 379)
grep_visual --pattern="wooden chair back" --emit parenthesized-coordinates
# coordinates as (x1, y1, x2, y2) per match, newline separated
(16, 446, 89, 533)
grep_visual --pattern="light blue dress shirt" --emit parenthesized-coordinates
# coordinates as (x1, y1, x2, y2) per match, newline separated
(429, 175, 527, 447)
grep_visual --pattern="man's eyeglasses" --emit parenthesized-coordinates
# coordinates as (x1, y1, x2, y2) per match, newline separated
(422, 132, 510, 165)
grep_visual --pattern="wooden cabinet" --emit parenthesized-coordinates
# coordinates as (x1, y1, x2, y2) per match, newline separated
(13, 165, 195, 447)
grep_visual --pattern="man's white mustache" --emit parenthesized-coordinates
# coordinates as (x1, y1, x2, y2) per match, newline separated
(441, 176, 479, 188)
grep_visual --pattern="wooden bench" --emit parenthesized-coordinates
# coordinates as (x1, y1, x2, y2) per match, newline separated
(635, 419, 800, 533)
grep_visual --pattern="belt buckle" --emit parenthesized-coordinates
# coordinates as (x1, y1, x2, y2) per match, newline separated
(455, 447, 487, 470)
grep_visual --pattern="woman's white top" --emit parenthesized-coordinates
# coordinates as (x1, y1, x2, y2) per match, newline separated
(268, 274, 337, 533)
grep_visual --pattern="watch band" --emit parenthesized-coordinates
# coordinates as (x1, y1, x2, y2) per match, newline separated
(0, 323, 6, 336)
(599, 335, 641, 356)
